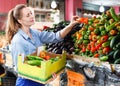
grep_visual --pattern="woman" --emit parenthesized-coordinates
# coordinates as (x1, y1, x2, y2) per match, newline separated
(5, 4, 79, 86)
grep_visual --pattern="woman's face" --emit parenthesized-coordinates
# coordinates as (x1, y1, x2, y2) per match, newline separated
(18, 7, 35, 27)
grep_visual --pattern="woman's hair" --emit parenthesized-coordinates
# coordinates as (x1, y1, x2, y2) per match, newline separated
(6, 4, 27, 44)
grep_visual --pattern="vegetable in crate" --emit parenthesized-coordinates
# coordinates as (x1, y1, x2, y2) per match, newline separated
(26, 60, 41, 66)
(50, 56, 60, 63)
(27, 55, 44, 60)
(25, 55, 44, 66)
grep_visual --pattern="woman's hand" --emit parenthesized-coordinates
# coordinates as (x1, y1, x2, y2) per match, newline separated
(59, 16, 80, 38)
(69, 16, 80, 27)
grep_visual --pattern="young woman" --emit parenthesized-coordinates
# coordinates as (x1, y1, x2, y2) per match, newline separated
(5, 4, 79, 86)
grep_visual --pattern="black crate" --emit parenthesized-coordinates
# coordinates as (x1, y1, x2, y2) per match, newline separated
(1, 71, 17, 86)
(1, 76, 16, 86)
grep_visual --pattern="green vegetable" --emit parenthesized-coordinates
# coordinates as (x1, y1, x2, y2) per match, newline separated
(50, 56, 60, 62)
(114, 58, 120, 64)
(116, 26, 120, 32)
(113, 49, 120, 60)
(76, 40, 82, 44)
(84, 24, 89, 29)
(102, 41, 110, 47)
(94, 28, 100, 35)
(104, 21, 110, 28)
(88, 18, 94, 23)
(101, 30, 107, 36)
(86, 30, 91, 35)
(107, 51, 115, 63)
(108, 36, 114, 41)
(88, 53, 93, 57)
(109, 19, 114, 24)
(110, 34, 120, 49)
(99, 26, 105, 31)
(96, 23, 104, 27)
(83, 40, 89, 44)
(27, 55, 44, 61)
(115, 42, 120, 49)
(85, 50, 90, 56)
(101, 13, 109, 20)
(82, 31, 86, 35)
(88, 21, 93, 25)
(26, 60, 41, 66)
(106, 21, 117, 31)
(84, 35, 89, 39)
(100, 56, 108, 61)
(109, 7, 119, 21)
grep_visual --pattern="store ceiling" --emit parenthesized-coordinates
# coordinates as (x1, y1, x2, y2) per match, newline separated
(83, 0, 120, 6)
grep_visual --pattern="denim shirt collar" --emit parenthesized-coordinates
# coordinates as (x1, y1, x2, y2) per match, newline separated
(18, 28, 32, 40)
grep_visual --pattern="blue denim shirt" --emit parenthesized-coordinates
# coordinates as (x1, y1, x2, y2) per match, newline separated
(11, 28, 62, 69)
(10, 28, 62, 86)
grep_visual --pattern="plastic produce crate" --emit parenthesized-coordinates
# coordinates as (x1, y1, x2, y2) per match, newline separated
(18, 51, 66, 84)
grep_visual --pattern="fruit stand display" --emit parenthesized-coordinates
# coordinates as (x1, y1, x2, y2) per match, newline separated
(45, 7, 120, 86)
(72, 7, 120, 64)
(46, 7, 120, 64)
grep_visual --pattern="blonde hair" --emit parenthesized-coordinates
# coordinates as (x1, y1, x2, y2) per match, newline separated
(6, 4, 26, 44)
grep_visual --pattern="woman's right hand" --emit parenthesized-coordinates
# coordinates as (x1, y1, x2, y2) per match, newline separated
(69, 16, 80, 27)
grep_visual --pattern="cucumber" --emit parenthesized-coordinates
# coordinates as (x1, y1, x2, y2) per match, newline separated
(110, 7, 119, 21)
(33, 56, 44, 60)
(110, 34, 120, 49)
(107, 51, 115, 63)
(113, 49, 120, 60)
(26, 60, 41, 66)
(108, 36, 114, 41)
(115, 42, 120, 49)
(27, 55, 44, 61)
(114, 58, 120, 64)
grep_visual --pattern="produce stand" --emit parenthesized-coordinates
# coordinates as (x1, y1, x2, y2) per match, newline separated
(44, 7, 120, 86)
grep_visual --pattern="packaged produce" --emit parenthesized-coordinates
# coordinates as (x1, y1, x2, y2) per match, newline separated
(18, 51, 66, 84)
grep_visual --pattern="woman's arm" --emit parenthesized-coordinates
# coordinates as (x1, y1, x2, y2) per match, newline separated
(59, 16, 79, 38)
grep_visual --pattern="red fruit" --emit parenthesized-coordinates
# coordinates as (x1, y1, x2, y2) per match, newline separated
(45, 55, 51, 60)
